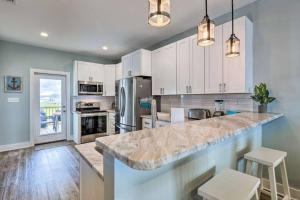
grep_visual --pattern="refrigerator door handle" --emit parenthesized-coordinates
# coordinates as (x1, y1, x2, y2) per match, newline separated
(120, 87, 126, 117)
(115, 124, 131, 132)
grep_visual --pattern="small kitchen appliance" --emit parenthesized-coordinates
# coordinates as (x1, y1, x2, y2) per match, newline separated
(77, 81, 103, 95)
(188, 109, 211, 120)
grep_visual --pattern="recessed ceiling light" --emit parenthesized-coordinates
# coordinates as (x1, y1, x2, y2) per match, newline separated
(102, 46, 108, 51)
(40, 32, 48, 38)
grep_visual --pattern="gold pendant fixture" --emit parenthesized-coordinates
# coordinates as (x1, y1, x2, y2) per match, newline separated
(197, 0, 215, 47)
(225, 0, 240, 57)
(148, 0, 171, 27)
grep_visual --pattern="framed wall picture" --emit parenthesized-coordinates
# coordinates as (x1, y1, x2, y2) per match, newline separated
(4, 75, 23, 93)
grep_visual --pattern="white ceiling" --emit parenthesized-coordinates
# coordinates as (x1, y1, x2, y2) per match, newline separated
(0, 0, 256, 60)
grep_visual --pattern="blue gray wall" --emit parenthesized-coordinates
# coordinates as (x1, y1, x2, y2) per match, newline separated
(0, 40, 113, 145)
(149, 0, 300, 189)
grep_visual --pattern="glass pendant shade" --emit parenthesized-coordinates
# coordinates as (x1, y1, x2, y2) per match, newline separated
(197, 16, 215, 46)
(148, 0, 171, 27)
(225, 34, 240, 57)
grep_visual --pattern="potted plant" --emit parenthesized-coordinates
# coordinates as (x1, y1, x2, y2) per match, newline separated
(251, 83, 276, 113)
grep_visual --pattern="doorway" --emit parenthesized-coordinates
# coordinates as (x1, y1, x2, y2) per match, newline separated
(30, 69, 70, 145)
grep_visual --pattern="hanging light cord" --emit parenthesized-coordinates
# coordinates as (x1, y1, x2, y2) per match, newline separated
(158, 0, 161, 13)
(231, 0, 234, 35)
(205, 0, 208, 17)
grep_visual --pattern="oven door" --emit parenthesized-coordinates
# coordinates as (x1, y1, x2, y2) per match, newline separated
(80, 113, 107, 137)
(78, 81, 103, 95)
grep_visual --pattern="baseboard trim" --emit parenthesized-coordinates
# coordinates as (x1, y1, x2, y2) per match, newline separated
(0, 141, 33, 152)
(262, 178, 300, 200)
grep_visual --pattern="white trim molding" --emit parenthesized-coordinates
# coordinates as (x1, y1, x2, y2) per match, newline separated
(0, 141, 32, 153)
(30, 68, 71, 145)
(262, 178, 300, 200)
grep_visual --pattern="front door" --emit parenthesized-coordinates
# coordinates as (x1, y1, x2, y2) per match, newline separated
(33, 73, 67, 144)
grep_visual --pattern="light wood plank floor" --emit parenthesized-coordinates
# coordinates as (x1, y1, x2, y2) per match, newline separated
(0, 145, 272, 200)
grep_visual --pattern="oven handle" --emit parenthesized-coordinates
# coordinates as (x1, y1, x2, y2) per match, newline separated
(79, 113, 108, 117)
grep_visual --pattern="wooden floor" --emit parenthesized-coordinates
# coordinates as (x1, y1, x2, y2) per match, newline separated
(0, 145, 272, 200)
(0, 145, 80, 200)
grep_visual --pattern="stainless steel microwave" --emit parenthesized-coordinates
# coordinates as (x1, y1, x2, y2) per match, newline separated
(78, 81, 103, 95)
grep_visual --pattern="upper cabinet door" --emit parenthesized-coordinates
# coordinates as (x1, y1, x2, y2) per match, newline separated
(205, 25, 224, 94)
(131, 51, 141, 76)
(152, 43, 177, 95)
(223, 16, 253, 93)
(176, 38, 190, 94)
(190, 35, 205, 94)
(77, 61, 104, 82)
(122, 55, 132, 78)
(91, 63, 104, 82)
(151, 48, 163, 95)
(115, 63, 123, 80)
(162, 43, 177, 95)
(77, 61, 92, 82)
(121, 49, 151, 79)
(104, 65, 116, 96)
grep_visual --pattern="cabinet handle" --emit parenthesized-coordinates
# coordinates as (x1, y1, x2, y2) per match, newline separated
(163, 88, 165, 94)
(186, 86, 189, 94)
(189, 86, 192, 93)
(223, 83, 226, 93)
(219, 84, 222, 93)
(145, 122, 150, 125)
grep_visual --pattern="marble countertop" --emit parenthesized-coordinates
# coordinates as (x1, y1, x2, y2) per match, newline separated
(75, 142, 104, 180)
(96, 112, 283, 171)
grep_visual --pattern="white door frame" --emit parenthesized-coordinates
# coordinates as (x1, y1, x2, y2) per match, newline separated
(30, 68, 71, 145)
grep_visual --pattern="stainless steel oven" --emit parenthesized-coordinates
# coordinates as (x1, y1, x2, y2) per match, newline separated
(79, 112, 107, 143)
(78, 81, 103, 95)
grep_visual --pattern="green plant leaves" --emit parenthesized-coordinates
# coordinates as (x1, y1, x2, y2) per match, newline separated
(251, 83, 276, 105)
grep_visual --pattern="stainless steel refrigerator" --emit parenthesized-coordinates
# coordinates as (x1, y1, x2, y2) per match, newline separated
(115, 77, 152, 134)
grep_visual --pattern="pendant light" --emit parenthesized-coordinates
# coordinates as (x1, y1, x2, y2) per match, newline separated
(225, 0, 240, 57)
(197, 0, 215, 47)
(148, 0, 171, 27)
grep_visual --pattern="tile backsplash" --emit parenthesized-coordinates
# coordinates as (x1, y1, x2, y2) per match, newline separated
(72, 96, 115, 111)
(161, 94, 254, 116)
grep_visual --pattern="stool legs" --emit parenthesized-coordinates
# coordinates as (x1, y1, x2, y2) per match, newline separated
(255, 191, 259, 200)
(280, 160, 291, 200)
(257, 164, 263, 197)
(246, 160, 253, 175)
(268, 166, 278, 200)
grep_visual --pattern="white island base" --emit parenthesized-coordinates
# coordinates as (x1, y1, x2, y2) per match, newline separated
(103, 126, 262, 200)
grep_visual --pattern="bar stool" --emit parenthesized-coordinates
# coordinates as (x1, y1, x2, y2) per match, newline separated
(244, 147, 291, 200)
(198, 169, 260, 200)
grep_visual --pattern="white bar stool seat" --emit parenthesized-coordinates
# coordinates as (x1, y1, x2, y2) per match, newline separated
(198, 169, 260, 200)
(244, 147, 291, 200)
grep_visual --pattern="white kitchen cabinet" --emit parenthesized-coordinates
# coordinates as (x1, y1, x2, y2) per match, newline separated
(176, 37, 190, 94)
(152, 43, 177, 95)
(73, 61, 105, 96)
(107, 112, 115, 134)
(142, 118, 152, 129)
(205, 25, 224, 94)
(104, 65, 116, 96)
(222, 16, 253, 93)
(190, 35, 205, 94)
(142, 117, 170, 129)
(121, 49, 151, 78)
(176, 36, 205, 95)
(115, 63, 123, 80)
(75, 61, 104, 82)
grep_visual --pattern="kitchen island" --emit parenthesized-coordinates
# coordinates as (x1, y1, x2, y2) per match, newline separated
(96, 112, 283, 200)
